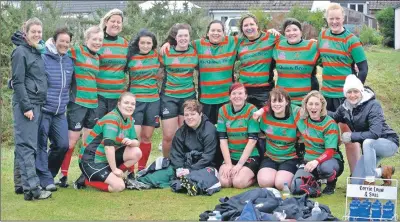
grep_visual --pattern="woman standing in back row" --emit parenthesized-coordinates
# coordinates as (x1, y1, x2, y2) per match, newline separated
(97, 9, 129, 118)
(57, 26, 104, 187)
(318, 3, 368, 174)
(159, 23, 198, 158)
(127, 29, 162, 171)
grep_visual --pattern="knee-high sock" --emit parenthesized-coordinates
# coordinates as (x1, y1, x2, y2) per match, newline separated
(327, 170, 337, 182)
(60, 147, 74, 177)
(85, 179, 109, 192)
(138, 142, 152, 171)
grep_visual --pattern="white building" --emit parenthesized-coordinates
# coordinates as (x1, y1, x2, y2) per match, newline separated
(395, 5, 400, 50)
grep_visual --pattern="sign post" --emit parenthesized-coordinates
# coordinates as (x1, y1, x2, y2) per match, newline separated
(344, 177, 398, 221)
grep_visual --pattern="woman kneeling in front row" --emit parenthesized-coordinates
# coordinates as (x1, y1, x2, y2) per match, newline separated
(217, 83, 261, 189)
(74, 92, 142, 192)
(297, 91, 344, 195)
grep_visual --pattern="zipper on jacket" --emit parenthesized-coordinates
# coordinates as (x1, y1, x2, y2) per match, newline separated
(55, 55, 63, 115)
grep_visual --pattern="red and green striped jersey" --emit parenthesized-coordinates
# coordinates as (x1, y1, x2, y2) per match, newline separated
(237, 32, 279, 88)
(318, 29, 367, 98)
(98, 36, 129, 99)
(68, 45, 99, 108)
(193, 36, 239, 104)
(273, 40, 319, 105)
(79, 108, 136, 164)
(260, 105, 301, 162)
(217, 103, 260, 160)
(296, 115, 341, 161)
(128, 50, 160, 102)
(159, 46, 198, 98)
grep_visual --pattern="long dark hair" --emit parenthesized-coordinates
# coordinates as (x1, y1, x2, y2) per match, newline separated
(127, 29, 157, 59)
(163, 23, 192, 46)
(267, 87, 291, 117)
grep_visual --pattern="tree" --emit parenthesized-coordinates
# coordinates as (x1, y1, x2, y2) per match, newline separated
(248, 7, 271, 32)
(376, 7, 394, 47)
(285, 6, 325, 39)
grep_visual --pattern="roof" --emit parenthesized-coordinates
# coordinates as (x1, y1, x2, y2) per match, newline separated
(191, 1, 313, 11)
(37, 1, 141, 14)
(368, 0, 400, 10)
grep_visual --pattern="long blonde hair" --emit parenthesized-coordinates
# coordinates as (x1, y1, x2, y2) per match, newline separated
(300, 90, 328, 119)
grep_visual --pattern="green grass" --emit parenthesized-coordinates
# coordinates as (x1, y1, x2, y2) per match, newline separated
(1, 46, 400, 220)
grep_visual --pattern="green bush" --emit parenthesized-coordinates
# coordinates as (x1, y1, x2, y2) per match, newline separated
(359, 25, 383, 46)
(376, 7, 394, 47)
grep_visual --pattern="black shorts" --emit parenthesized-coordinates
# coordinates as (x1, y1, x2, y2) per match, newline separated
(133, 100, 160, 128)
(97, 95, 118, 119)
(79, 146, 126, 182)
(325, 97, 345, 112)
(259, 157, 300, 174)
(67, 102, 99, 131)
(202, 102, 226, 125)
(246, 87, 271, 109)
(160, 93, 196, 119)
(231, 157, 260, 175)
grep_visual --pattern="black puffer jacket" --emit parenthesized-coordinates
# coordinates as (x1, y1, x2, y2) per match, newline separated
(170, 114, 218, 170)
(11, 31, 47, 112)
(330, 87, 399, 146)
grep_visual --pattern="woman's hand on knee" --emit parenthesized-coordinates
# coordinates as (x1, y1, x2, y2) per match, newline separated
(304, 160, 319, 173)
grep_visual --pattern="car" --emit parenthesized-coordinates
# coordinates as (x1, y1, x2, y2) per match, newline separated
(225, 17, 240, 36)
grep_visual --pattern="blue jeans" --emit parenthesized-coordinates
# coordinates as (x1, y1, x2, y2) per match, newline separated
(36, 112, 69, 187)
(352, 138, 399, 184)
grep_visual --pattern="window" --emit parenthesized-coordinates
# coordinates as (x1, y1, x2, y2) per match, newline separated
(348, 3, 366, 14)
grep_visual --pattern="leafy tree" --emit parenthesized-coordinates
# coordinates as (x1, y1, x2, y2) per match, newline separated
(376, 7, 394, 47)
(248, 7, 271, 32)
(359, 25, 383, 46)
(285, 6, 325, 39)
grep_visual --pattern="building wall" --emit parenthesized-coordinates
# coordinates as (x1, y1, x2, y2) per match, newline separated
(395, 7, 400, 50)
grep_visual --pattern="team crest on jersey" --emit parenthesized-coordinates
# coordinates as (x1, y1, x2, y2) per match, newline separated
(266, 125, 273, 134)
(103, 48, 113, 55)
(323, 41, 330, 49)
(303, 128, 309, 136)
(225, 121, 231, 128)
(136, 60, 143, 67)
(294, 52, 301, 59)
(205, 47, 212, 55)
(278, 52, 286, 60)
(237, 119, 245, 127)
(282, 129, 287, 136)
(172, 58, 180, 64)
(86, 58, 93, 65)
(242, 46, 248, 52)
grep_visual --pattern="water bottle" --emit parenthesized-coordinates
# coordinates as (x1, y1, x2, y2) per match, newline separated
(349, 199, 360, 221)
(213, 211, 222, 221)
(371, 200, 382, 221)
(382, 200, 394, 221)
(208, 213, 217, 221)
(311, 202, 322, 216)
(359, 199, 371, 220)
(282, 182, 291, 200)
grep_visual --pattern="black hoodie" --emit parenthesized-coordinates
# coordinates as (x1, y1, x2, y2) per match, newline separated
(170, 114, 218, 171)
(11, 31, 47, 112)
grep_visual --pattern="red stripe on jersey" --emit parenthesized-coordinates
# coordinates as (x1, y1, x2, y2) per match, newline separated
(77, 86, 97, 92)
(319, 48, 349, 56)
(201, 91, 229, 99)
(201, 78, 231, 86)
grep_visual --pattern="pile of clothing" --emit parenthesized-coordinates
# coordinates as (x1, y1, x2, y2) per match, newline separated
(199, 188, 339, 221)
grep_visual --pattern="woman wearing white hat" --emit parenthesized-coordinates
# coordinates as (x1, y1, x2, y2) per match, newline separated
(330, 74, 398, 185)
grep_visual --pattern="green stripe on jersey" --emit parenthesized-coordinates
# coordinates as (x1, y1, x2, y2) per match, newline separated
(260, 105, 300, 162)
(128, 50, 160, 102)
(98, 36, 129, 99)
(217, 103, 260, 160)
(68, 45, 99, 108)
(273, 40, 319, 106)
(79, 108, 136, 164)
(237, 32, 279, 88)
(194, 36, 239, 104)
(160, 46, 198, 98)
(296, 115, 342, 161)
(318, 29, 366, 98)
